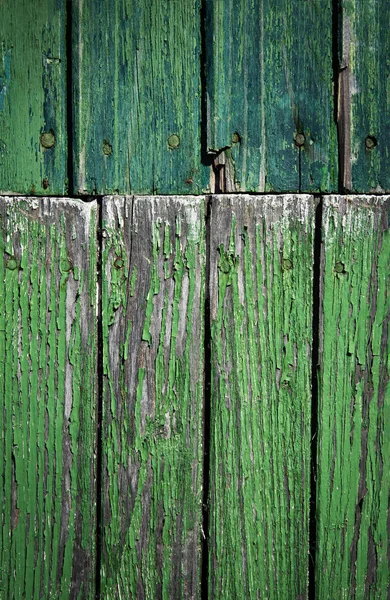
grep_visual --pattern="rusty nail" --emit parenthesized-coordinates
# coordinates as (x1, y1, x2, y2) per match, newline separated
(231, 132, 241, 144)
(334, 261, 345, 274)
(6, 256, 18, 271)
(114, 257, 124, 269)
(60, 257, 73, 273)
(168, 134, 180, 149)
(294, 133, 305, 147)
(103, 140, 113, 155)
(42, 178, 49, 189)
(40, 131, 56, 149)
(365, 135, 377, 150)
(282, 258, 293, 271)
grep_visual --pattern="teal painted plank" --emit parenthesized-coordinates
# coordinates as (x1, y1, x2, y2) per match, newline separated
(0, 1, 67, 195)
(316, 196, 390, 598)
(208, 195, 316, 598)
(0, 198, 97, 598)
(101, 196, 205, 598)
(205, 0, 338, 192)
(73, 2, 208, 195)
(339, 0, 390, 192)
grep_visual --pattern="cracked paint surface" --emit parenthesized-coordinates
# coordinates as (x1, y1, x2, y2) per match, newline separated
(101, 195, 205, 598)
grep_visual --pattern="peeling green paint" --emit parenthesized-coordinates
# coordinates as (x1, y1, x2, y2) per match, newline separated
(0, 197, 97, 598)
(101, 196, 205, 598)
(205, 0, 337, 192)
(0, 46, 12, 113)
(209, 195, 316, 598)
(316, 195, 390, 599)
(0, 2, 67, 194)
(341, 0, 390, 192)
(73, 1, 209, 195)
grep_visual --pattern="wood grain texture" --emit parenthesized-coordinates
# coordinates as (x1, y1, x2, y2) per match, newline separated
(339, 0, 390, 192)
(73, 1, 208, 196)
(0, 1, 67, 195)
(101, 196, 205, 598)
(316, 196, 390, 599)
(208, 194, 316, 599)
(0, 198, 97, 598)
(205, 0, 338, 193)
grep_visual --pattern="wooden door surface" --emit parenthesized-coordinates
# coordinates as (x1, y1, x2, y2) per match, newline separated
(0, 1, 388, 598)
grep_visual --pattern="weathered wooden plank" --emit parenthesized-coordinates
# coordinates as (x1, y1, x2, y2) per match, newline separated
(339, 0, 390, 192)
(73, 2, 208, 196)
(0, 198, 97, 598)
(101, 196, 205, 598)
(205, 1, 338, 193)
(0, 2, 67, 194)
(316, 196, 389, 599)
(208, 195, 316, 598)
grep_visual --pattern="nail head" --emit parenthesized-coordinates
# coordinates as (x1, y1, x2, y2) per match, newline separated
(168, 134, 180, 149)
(294, 133, 305, 147)
(40, 131, 56, 149)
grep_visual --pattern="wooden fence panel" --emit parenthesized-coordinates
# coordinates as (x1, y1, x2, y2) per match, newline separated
(0, 1, 67, 195)
(73, 2, 208, 196)
(208, 195, 316, 598)
(101, 196, 205, 598)
(0, 197, 97, 598)
(339, 0, 390, 192)
(204, 1, 337, 193)
(316, 196, 389, 598)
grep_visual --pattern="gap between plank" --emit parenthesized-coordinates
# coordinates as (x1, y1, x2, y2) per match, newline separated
(308, 196, 323, 599)
(95, 197, 104, 599)
(331, 0, 344, 193)
(66, 0, 74, 196)
(201, 195, 212, 600)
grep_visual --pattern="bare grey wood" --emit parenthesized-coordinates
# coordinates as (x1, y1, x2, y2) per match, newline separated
(101, 195, 205, 598)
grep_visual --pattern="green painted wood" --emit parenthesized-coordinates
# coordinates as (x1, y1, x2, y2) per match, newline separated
(316, 195, 390, 599)
(101, 196, 205, 598)
(339, 0, 390, 192)
(0, 197, 97, 598)
(208, 194, 316, 598)
(73, 2, 208, 196)
(0, 2, 67, 195)
(205, 1, 338, 193)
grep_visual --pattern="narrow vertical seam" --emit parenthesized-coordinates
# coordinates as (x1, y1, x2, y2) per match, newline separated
(95, 197, 103, 598)
(308, 196, 323, 599)
(201, 195, 212, 600)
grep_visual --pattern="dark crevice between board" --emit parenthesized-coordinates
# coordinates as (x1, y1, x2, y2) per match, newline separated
(308, 196, 322, 600)
(95, 197, 104, 599)
(201, 195, 212, 600)
(298, 148, 302, 193)
(199, 0, 216, 184)
(332, 0, 344, 193)
(66, 0, 74, 197)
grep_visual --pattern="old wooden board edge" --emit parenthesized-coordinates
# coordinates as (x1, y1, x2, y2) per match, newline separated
(208, 194, 316, 598)
(204, 0, 338, 193)
(0, 197, 97, 598)
(316, 195, 390, 598)
(339, 0, 390, 193)
(0, 1, 67, 195)
(101, 195, 205, 598)
(73, 1, 209, 196)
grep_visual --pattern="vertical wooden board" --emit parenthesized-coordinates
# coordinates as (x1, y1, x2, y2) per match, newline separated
(73, 2, 208, 196)
(101, 196, 205, 598)
(208, 195, 316, 598)
(0, 1, 67, 195)
(339, 0, 390, 192)
(0, 198, 97, 598)
(205, 0, 338, 193)
(316, 196, 390, 599)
